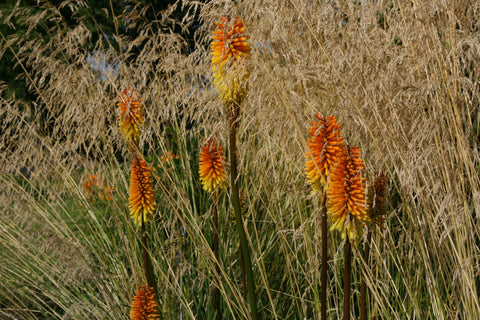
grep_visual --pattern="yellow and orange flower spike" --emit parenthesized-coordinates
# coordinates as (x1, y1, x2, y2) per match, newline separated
(117, 87, 144, 147)
(211, 16, 251, 104)
(327, 146, 369, 245)
(129, 157, 156, 226)
(130, 285, 160, 320)
(305, 115, 345, 193)
(199, 138, 227, 193)
(367, 171, 389, 228)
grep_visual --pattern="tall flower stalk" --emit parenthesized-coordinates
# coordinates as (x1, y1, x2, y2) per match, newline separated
(199, 137, 227, 320)
(305, 114, 345, 320)
(361, 171, 388, 320)
(327, 145, 368, 320)
(117, 87, 158, 311)
(211, 16, 258, 320)
(129, 155, 156, 288)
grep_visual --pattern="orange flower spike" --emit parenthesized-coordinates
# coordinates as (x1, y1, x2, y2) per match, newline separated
(117, 87, 144, 146)
(211, 16, 251, 104)
(130, 285, 160, 320)
(305, 115, 345, 193)
(199, 138, 227, 193)
(327, 146, 369, 245)
(129, 157, 156, 226)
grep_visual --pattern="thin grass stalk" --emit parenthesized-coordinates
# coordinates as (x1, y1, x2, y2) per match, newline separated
(320, 192, 327, 320)
(344, 238, 352, 320)
(212, 192, 221, 320)
(360, 228, 372, 320)
(228, 101, 259, 320)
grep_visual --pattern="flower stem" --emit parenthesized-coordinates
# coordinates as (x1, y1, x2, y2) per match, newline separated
(320, 192, 328, 320)
(344, 238, 352, 320)
(141, 218, 164, 320)
(360, 228, 372, 320)
(228, 102, 259, 320)
(141, 222, 154, 289)
(212, 193, 222, 320)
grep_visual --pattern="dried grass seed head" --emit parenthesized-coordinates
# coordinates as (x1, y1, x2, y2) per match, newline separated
(367, 171, 389, 228)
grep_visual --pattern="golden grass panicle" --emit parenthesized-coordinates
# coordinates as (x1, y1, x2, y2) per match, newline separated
(117, 87, 144, 147)
(327, 146, 369, 245)
(211, 15, 251, 105)
(367, 171, 389, 228)
(305, 114, 345, 193)
(129, 157, 156, 226)
(199, 137, 227, 193)
(130, 285, 160, 320)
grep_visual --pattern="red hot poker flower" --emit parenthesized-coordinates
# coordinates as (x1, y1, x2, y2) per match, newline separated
(129, 157, 156, 226)
(305, 114, 345, 193)
(327, 146, 369, 245)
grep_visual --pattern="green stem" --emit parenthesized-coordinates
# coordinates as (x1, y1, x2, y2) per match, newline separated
(344, 238, 352, 320)
(212, 193, 222, 320)
(239, 244, 247, 301)
(141, 222, 154, 288)
(141, 220, 163, 320)
(228, 102, 259, 320)
(320, 192, 328, 320)
(360, 229, 372, 320)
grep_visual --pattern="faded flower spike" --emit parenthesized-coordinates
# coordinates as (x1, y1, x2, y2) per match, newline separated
(118, 87, 144, 147)
(327, 146, 369, 245)
(130, 285, 160, 320)
(211, 16, 251, 104)
(129, 157, 156, 226)
(367, 171, 389, 228)
(305, 114, 345, 193)
(199, 138, 227, 193)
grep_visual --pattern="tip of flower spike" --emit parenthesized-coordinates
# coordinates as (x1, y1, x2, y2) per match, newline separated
(130, 285, 160, 320)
